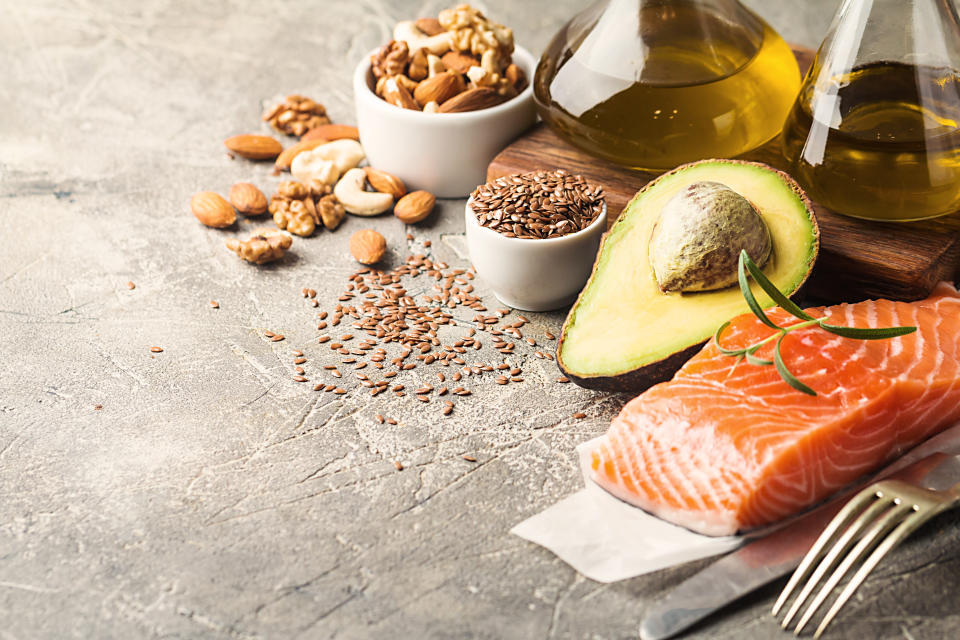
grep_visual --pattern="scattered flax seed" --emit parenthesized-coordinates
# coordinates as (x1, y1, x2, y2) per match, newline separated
(334, 388, 347, 394)
(572, 412, 587, 419)
(324, 384, 336, 391)
(394, 460, 404, 471)
(126, 281, 136, 290)
(270, 335, 285, 342)
(462, 454, 477, 462)
(416, 385, 433, 394)
(424, 240, 432, 247)
(150, 346, 163, 353)
(294, 357, 307, 364)
(510, 368, 521, 376)
(438, 386, 448, 395)
(496, 376, 508, 385)
(386, 417, 398, 425)
(442, 405, 453, 415)
(511, 377, 523, 382)
(437, 372, 445, 382)
(318, 336, 331, 343)
(355, 362, 367, 369)
(497, 363, 509, 370)
(556, 376, 570, 383)
(545, 331, 555, 340)
(295, 366, 305, 374)
(444, 400, 454, 407)
(293, 375, 308, 382)
(416, 395, 430, 403)
(313, 384, 324, 391)
(319, 311, 328, 320)
(375, 414, 385, 424)
(209, 300, 220, 309)
(332, 370, 342, 377)
(264, 330, 275, 337)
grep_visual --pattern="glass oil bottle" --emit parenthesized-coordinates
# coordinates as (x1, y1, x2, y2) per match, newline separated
(533, 0, 801, 171)
(782, 0, 960, 222)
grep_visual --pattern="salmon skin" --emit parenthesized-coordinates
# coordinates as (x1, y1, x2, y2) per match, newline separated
(588, 283, 960, 536)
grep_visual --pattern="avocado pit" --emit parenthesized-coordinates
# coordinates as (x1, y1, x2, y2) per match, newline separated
(649, 181, 772, 293)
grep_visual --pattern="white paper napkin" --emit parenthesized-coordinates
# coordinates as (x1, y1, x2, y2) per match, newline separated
(512, 426, 960, 583)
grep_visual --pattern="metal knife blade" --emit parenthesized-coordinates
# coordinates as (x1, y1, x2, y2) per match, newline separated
(639, 451, 960, 640)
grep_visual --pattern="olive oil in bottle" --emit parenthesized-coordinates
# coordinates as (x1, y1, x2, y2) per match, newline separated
(534, 0, 801, 171)
(782, 61, 960, 221)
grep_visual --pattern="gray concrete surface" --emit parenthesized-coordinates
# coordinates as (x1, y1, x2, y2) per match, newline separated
(2, 1, 959, 638)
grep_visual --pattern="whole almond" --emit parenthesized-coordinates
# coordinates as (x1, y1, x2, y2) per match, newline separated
(224, 134, 283, 160)
(275, 139, 329, 170)
(415, 17, 445, 36)
(349, 229, 387, 265)
(301, 124, 360, 143)
(364, 167, 407, 199)
(229, 183, 268, 215)
(441, 51, 479, 75)
(394, 190, 435, 224)
(413, 72, 466, 106)
(439, 87, 505, 113)
(191, 191, 236, 228)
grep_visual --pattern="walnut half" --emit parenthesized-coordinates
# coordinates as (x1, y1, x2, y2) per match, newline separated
(226, 228, 292, 264)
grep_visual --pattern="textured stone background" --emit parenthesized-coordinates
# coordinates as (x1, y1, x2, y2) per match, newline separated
(2, 1, 959, 638)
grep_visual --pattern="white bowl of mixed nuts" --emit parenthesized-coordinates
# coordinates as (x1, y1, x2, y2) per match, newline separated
(353, 5, 536, 198)
(465, 170, 607, 312)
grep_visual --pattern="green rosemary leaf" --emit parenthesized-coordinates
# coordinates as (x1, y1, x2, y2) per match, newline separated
(819, 323, 917, 340)
(745, 351, 773, 366)
(714, 321, 749, 356)
(740, 250, 815, 322)
(738, 251, 782, 330)
(774, 334, 817, 396)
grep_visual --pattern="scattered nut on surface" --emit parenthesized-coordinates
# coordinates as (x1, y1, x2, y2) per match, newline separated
(364, 167, 407, 200)
(394, 190, 436, 224)
(229, 182, 268, 215)
(223, 134, 283, 160)
(274, 139, 329, 171)
(301, 124, 360, 143)
(262, 94, 330, 137)
(191, 191, 236, 228)
(226, 228, 292, 264)
(270, 179, 344, 236)
(335, 168, 394, 216)
(349, 229, 387, 265)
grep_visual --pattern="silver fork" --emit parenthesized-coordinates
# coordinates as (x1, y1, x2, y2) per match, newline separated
(772, 474, 960, 637)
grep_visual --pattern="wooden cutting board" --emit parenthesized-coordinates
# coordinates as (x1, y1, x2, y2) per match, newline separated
(487, 48, 960, 303)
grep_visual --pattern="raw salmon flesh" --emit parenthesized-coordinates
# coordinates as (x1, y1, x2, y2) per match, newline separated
(588, 283, 960, 536)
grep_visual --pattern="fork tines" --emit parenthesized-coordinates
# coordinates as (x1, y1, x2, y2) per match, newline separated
(771, 479, 935, 637)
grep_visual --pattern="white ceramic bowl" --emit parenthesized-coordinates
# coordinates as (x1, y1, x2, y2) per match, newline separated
(464, 199, 607, 311)
(353, 46, 537, 198)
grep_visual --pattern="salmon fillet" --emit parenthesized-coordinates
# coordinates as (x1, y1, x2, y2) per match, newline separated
(588, 283, 960, 536)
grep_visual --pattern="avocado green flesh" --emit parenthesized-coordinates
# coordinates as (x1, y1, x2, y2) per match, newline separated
(560, 161, 818, 384)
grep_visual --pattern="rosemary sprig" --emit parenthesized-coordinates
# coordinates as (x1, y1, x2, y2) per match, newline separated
(714, 251, 917, 396)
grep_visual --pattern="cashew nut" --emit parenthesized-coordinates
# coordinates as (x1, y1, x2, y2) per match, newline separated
(334, 168, 394, 216)
(427, 53, 446, 78)
(291, 152, 339, 185)
(394, 20, 453, 55)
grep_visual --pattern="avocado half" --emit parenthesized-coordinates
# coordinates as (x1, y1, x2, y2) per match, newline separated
(557, 159, 819, 392)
